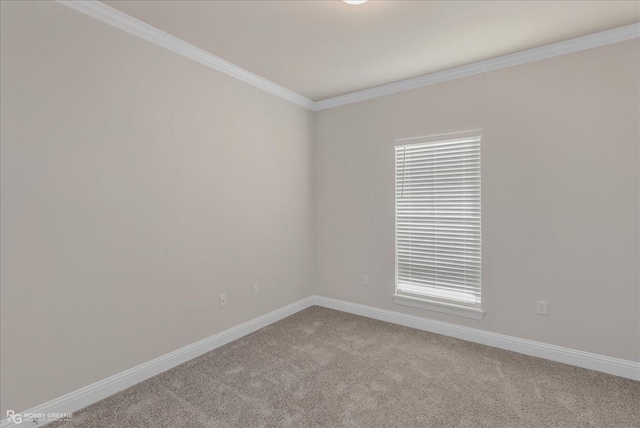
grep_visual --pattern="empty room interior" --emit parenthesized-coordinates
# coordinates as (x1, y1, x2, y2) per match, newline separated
(1, 0, 640, 426)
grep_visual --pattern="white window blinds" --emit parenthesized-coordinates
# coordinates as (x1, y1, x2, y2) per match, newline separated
(395, 132, 481, 307)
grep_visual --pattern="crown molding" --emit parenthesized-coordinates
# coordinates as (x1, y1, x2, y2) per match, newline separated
(56, 1, 638, 113)
(56, 0, 315, 110)
(312, 23, 640, 111)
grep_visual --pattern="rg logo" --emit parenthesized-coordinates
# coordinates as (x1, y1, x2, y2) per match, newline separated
(6, 410, 22, 424)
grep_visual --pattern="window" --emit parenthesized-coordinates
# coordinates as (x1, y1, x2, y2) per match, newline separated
(394, 131, 482, 319)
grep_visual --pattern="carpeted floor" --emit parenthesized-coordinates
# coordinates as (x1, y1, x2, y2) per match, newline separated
(48, 306, 640, 427)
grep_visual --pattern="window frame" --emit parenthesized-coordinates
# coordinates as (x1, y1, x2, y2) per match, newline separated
(393, 130, 484, 320)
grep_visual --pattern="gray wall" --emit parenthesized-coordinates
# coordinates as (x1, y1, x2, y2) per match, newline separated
(314, 39, 640, 363)
(1, 2, 314, 415)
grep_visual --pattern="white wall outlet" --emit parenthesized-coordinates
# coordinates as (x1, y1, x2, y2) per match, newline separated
(253, 283, 259, 296)
(219, 294, 227, 308)
(362, 275, 369, 286)
(537, 300, 547, 315)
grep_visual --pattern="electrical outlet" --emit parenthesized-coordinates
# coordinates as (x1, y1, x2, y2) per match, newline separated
(537, 300, 547, 315)
(253, 283, 259, 296)
(220, 294, 227, 308)
(362, 275, 369, 286)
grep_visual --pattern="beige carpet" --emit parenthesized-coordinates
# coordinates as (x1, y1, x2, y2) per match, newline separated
(48, 306, 639, 427)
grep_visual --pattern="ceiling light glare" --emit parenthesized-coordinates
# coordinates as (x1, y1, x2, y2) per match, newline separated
(343, 0, 368, 4)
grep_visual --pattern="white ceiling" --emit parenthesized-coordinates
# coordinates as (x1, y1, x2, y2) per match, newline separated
(105, 1, 640, 101)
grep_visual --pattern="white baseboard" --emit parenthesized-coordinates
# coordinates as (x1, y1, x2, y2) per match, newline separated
(0, 296, 316, 428)
(3, 294, 638, 427)
(312, 295, 640, 382)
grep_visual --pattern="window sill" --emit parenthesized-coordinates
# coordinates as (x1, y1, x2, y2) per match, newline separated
(392, 293, 485, 320)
